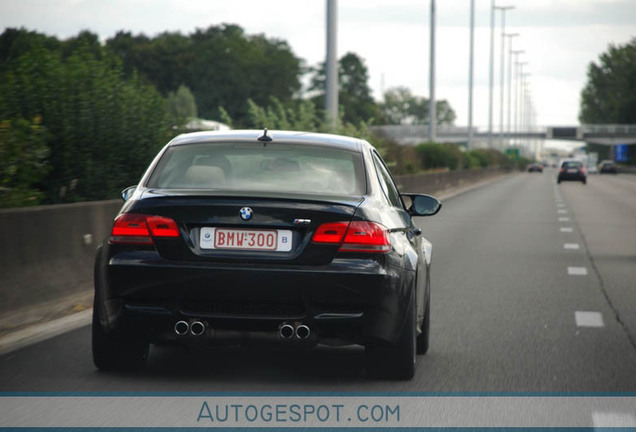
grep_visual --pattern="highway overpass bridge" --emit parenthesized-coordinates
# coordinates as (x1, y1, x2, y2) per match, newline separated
(371, 124, 636, 146)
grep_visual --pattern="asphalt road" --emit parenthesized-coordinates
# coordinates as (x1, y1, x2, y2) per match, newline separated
(2, 170, 636, 392)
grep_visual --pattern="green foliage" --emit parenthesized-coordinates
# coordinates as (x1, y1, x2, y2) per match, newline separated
(309, 52, 380, 126)
(218, 106, 233, 128)
(105, 25, 302, 125)
(0, 26, 470, 208)
(230, 97, 510, 175)
(0, 28, 62, 73)
(465, 148, 509, 169)
(580, 38, 636, 124)
(409, 144, 515, 173)
(0, 116, 49, 207)
(381, 86, 456, 126)
(167, 84, 197, 127)
(0, 28, 171, 204)
(415, 143, 462, 171)
(240, 97, 374, 144)
(376, 139, 420, 174)
(244, 97, 320, 131)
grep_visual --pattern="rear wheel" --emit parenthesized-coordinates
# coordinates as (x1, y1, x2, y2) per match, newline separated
(92, 299, 149, 371)
(365, 297, 416, 380)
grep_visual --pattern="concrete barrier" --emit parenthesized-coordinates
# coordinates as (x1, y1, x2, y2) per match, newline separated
(395, 166, 513, 197)
(0, 200, 121, 319)
(0, 166, 513, 330)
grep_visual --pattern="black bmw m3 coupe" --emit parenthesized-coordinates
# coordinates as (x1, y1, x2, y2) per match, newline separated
(93, 129, 441, 379)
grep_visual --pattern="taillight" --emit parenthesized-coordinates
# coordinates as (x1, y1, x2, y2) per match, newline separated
(146, 216, 180, 237)
(312, 222, 349, 243)
(312, 221, 391, 253)
(110, 213, 179, 245)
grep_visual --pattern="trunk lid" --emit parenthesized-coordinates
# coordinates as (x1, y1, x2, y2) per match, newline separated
(133, 189, 364, 265)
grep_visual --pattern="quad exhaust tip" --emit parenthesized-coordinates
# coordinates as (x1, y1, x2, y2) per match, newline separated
(279, 323, 311, 340)
(174, 320, 206, 336)
(174, 320, 189, 335)
(295, 324, 311, 339)
(190, 321, 206, 336)
(279, 324, 295, 339)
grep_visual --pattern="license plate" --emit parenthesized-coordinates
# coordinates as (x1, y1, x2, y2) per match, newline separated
(200, 228, 293, 252)
(567, 169, 578, 173)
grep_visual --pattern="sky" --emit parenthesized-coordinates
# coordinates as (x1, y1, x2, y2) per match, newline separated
(1, 0, 635, 130)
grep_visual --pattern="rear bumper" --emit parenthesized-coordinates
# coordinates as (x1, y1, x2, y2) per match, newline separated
(558, 173, 585, 181)
(95, 249, 415, 345)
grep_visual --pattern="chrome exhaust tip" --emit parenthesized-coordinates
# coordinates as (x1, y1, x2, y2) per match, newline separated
(190, 321, 206, 336)
(279, 323, 294, 339)
(295, 324, 311, 339)
(174, 320, 189, 335)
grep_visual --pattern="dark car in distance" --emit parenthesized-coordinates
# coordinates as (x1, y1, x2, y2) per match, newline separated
(557, 159, 586, 184)
(93, 129, 441, 380)
(527, 162, 543, 173)
(599, 160, 618, 174)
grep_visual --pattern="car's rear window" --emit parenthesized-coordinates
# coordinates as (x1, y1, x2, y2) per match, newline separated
(146, 142, 365, 196)
(562, 161, 582, 169)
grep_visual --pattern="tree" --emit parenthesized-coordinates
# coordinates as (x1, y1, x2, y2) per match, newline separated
(0, 116, 49, 207)
(105, 25, 302, 125)
(0, 29, 171, 203)
(579, 38, 636, 124)
(380, 86, 456, 126)
(309, 52, 380, 126)
(167, 84, 198, 126)
(0, 28, 61, 73)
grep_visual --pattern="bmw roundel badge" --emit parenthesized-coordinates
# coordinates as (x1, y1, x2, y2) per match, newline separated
(239, 207, 253, 221)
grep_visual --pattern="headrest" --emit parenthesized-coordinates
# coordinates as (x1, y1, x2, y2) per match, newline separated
(184, 165, 226, 187)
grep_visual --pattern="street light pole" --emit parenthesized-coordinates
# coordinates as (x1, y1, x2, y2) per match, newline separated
(520, 74, 530, 156)
(429, 0, 436, 142)
(495, 6, 514, 149)
(505, 40, 520, 145)
(325, 0, 338, 130)
(509, 49, 523, 143)
(515, 61, 527, 143)
(488, 0, 495, 148)
(521, 74, 531, 132)
(468, 0, 475, 150)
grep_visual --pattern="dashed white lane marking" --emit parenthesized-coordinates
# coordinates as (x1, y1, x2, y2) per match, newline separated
(557, 203, 565, 208)
(576, 311, 604, 327)
(593, 412, 636, 427)
(560, 227, 573, 233)
(564, 243, 580, 250)
(568, 266, 588, 276)
(558, 209, 567, 214)
(559, 217, 570, 222)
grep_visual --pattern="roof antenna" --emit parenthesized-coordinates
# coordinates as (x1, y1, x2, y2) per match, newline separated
(257, 128, 273, 143)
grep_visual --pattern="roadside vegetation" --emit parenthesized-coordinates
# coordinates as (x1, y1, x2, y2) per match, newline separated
(579, 38, 636, 165)
(1, 26, 538, 207)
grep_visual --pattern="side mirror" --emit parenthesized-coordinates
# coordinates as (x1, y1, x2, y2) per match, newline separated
(121, 185, 137, 202)
(402, 194, 442, 217)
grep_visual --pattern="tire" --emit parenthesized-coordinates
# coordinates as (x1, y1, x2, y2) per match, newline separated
(92, 299, 149, 371)
(416, 294, 430, 355)
(365, 297, 416, 380)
